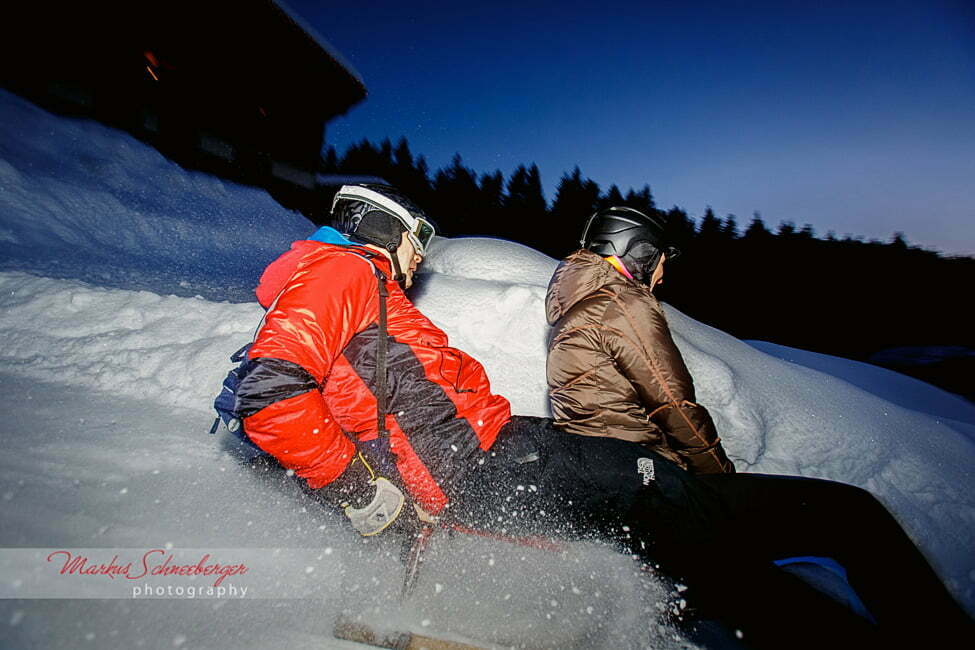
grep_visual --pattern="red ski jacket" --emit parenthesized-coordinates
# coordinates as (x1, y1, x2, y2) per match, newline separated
(240, 236, 511, 514)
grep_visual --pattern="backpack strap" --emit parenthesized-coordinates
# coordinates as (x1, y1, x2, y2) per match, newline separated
(261, 247, 393, 442)
(345, 248, 391, 441)
(374, 267, 390, 438)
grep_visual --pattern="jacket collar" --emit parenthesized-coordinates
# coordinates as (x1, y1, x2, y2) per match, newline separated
(545, 249, 649, 324)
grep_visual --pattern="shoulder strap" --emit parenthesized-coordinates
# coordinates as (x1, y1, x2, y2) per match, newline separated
(343, 249, 392, 439)
(374, 267, 390, 438)
(344, 249, 392, 440)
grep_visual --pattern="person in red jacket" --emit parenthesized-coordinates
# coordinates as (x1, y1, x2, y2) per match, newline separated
(239, 183, 509, 533)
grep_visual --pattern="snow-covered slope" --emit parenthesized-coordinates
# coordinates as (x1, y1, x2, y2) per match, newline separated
(0, 90, 311, 301)
(1, 89, 973, 648)
(749, 340, 975, 427)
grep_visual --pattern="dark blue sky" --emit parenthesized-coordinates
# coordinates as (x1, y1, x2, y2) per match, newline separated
(288, 1, 974, 256)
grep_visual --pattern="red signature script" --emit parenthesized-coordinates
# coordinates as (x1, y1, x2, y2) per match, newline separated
(46, 550, 248, 586)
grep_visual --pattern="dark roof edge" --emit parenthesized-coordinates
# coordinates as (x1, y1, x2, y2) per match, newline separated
(272, 0, 366, 92)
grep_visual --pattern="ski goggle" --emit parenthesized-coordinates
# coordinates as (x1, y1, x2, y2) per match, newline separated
(662, 245, 682, 261)
(406, 216, 436, 257)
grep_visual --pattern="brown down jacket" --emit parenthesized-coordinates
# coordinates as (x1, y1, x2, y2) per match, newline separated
(545, 249, 735, 474)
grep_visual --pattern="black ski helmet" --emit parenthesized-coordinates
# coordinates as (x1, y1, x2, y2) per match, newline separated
(331, 183, 436, 283)
(580, 206, 680, 284)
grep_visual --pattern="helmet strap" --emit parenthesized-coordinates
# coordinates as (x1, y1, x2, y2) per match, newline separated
(386, 242, 407, 287)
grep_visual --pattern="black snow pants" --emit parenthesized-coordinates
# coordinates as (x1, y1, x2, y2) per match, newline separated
(451, 416, 973, 649)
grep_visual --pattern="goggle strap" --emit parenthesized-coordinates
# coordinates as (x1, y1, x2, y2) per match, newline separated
(579, 211, 599, 248)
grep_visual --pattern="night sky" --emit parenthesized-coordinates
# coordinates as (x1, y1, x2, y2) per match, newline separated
(288, 1, 975, 257)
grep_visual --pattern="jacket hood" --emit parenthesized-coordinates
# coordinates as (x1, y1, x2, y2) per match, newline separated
(307, 225, 359, 246)
(546, 249, 635, 324)
(255, 227, 377, 308)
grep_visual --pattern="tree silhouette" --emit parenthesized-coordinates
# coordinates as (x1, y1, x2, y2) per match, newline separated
(502, 163, 547, 247)
(744, 212, 772, 241)
(320, 145, 339, 173)
(431, 154, 479, 236)
(624, 185, 656, 215)
(599, 184, 625, 209)
(698, 207, 723, 241)
(550, 166, 601, 257)
(721, 214, 739, 240)
(665, 207, 696, 248)
(476, 170, 505, 231)
(388, 138, 433, 208)
(777, 220, 797, 238)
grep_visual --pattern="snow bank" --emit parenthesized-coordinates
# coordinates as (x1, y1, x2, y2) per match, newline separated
(0, 272, 262, 412)
(1, 85, 974, 644)
(750, 340, 975, 427)
(2, 239, 974, 613)
(0, 89, 311, 301)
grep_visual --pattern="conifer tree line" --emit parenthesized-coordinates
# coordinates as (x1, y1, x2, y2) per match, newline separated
(320, 137, 975, 399)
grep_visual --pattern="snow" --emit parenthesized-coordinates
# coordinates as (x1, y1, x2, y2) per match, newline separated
(748, 340, 975, 426)
(0, 89, 311, 301)
(1, 88, 974, 647)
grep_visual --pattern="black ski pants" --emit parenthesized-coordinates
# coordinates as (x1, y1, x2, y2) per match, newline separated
(452, 416, 973, 648)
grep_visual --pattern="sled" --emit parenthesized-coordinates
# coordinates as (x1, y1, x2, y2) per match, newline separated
(334, 615, 489, 650)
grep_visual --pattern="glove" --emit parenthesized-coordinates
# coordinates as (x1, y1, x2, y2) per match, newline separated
(313, 452, 407, 537)
(344, 476, 406, 536)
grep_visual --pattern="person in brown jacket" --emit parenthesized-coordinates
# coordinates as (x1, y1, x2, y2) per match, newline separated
(540, 206, 972, 647)
(546, 206, 734, 474)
